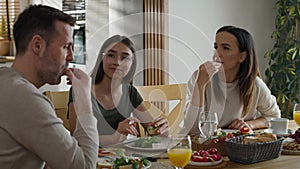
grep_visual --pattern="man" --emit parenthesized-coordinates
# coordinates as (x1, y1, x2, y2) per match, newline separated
(0, 5, 98, 169)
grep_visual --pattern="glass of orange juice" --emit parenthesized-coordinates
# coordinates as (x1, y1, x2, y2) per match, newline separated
(294, 103, 300, 126)
(167, 135, 192, 169)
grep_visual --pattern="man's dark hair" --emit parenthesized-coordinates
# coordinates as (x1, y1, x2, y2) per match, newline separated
(13, 5, 76, 55)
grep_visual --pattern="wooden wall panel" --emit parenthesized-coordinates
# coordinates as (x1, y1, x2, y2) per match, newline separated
(144, 0, 168, 86)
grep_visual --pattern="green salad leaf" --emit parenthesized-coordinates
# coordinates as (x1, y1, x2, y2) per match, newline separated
(113, 156, 148, 169)
(133, 136, 160, 148)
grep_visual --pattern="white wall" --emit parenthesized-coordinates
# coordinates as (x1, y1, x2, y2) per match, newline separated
(168, 0, 277, 84)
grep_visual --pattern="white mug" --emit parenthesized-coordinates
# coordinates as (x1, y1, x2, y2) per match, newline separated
(270, 118, 289, 134)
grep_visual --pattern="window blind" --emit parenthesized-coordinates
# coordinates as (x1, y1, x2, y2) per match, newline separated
(0, 0, 20, 41)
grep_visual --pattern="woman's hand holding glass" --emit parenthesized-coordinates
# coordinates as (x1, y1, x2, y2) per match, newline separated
(198, 111, 218, 138)
(167, 135, 192, 169)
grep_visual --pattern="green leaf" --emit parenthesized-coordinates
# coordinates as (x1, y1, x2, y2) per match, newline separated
(289, 6, 296, 15)
(292, 49, 298, 60)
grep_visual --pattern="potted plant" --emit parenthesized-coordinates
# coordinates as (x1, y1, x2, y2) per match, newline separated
(264, 0, 300, 119)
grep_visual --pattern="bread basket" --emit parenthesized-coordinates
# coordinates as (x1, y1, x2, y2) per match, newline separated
(225, 134, 284, 164)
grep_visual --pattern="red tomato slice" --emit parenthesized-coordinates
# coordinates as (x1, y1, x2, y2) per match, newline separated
(99, 149, 110, 154)
(240, 127, 250, 134)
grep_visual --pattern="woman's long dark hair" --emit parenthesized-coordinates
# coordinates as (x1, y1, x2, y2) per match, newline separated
(216, 26, 261, 117)
(90, 35, 137, 84)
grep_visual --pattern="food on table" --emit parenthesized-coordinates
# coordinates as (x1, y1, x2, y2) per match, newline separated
(147, 126, 159, 136)
(132, 136, 160, 148)
(113, 156, 148, 169)
(191, 148, 222, 162)
(283, 141, 300, 151)
(98, 156, 149, 169)
(193, 129, 242, 144)
(242, 136, 260, 144)
(240, 127, 250, 134)
(282, 128, 300, 151)
(99, 149, 111, 154)
(97, 157, 113, 169)
(98, 148, 118, 157)
(243, 133, 277, 144)
(289, 128, 300, 144)
(97, 161, 113, 169)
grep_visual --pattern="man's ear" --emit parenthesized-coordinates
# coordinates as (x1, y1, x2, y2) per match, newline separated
(31, 35, 46, 56)
(239, 51, 247, 63)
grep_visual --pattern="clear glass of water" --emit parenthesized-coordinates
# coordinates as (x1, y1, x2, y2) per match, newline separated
(198, 111, 218, 138)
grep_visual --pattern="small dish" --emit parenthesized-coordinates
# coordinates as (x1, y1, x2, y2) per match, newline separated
(188, 157, 223, 166)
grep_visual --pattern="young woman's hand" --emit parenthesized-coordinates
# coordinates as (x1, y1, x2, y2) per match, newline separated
(228, 118, 252, 130)
(196, 61, 222, 89)
(149, 116, 169, 136)
(116, 117, 140, 136)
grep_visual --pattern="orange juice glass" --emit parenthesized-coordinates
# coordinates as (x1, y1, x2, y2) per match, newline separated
(167, 135, 192, 169)
(168, 148, 192, 167)
(294, 104, 300, 126)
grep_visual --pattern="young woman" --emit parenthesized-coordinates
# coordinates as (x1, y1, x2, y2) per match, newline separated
(183, 26, 281, 134)
(68, 35, 169, 146)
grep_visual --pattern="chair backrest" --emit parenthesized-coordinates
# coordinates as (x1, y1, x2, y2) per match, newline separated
(44, 91, 70, 130)
(135, 83, 187, 136)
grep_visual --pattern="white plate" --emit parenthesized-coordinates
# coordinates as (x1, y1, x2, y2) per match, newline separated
(221, 129, 239, 133)
(188, 157, 223, 166)
(124, 137, 169, 151)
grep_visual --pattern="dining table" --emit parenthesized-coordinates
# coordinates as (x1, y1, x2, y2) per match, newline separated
(98, 120, 299, 169)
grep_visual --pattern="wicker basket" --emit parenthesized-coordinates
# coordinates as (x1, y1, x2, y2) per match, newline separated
(225, 135, 284, 164)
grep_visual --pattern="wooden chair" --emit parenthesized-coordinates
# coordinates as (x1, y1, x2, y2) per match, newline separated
(135, 83, 187, 136)
(44, 91, 70, 130)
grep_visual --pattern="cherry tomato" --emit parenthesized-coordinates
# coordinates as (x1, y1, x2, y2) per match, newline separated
(221, 136, 227, 142)
(240, 127, 250, 134)
(210, 138, 219, 144)
(227, 132, 234, 138)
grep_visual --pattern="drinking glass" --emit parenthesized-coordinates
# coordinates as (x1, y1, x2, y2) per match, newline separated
(198, 111, 218, 138)
(293, 103, 300, 126)
(167, 135, 192, 169)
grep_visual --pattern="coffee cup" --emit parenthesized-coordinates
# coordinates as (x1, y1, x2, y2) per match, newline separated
(270, 118, 289, 134)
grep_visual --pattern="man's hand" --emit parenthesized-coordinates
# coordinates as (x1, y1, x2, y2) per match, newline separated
(64, 68, 92, 114)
